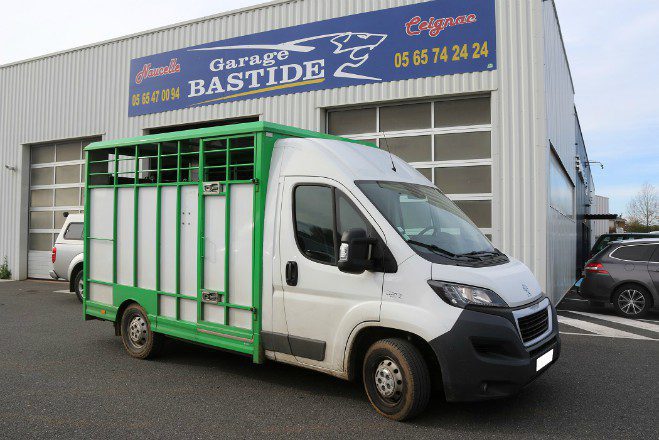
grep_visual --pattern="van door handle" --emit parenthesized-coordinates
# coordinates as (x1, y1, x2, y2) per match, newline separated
(285, 261, 298, 286)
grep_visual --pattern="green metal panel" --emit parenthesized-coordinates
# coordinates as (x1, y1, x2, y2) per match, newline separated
(85, 121, 375, 151)
(83, 122, 373, 363)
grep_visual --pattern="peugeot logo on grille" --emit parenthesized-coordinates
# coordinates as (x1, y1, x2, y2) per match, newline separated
(522, 283, 531, 296)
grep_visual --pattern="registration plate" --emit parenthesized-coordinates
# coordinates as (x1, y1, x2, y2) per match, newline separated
(535, 349, 554, 372)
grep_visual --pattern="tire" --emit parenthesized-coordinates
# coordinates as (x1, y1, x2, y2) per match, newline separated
(362, 338, 431, 421)
(73, 269, 84, 303)
(612, 285, 652, 318)
(120, 303, 163, 359)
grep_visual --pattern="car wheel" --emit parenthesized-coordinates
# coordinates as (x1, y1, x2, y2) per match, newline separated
(120, 304, 163, 359)
(362, 338, 431, 421)
(613, 285, 651, 318)
(73, 270, 84, 303)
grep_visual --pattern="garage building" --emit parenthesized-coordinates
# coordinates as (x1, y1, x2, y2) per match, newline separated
(0, 0, 595, 303)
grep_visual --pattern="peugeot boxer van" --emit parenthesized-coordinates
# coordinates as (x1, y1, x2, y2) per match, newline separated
(82, 122, 559, 420)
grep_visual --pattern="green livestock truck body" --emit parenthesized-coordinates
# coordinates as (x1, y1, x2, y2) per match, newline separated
(82, 122, 370, 364)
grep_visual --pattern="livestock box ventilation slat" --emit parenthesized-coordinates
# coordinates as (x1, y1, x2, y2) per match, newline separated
(82, 122, 373, 363)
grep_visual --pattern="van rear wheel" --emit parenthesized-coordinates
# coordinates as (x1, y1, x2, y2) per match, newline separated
(362, 338, 431, 421)
(120, 304, 163, 359)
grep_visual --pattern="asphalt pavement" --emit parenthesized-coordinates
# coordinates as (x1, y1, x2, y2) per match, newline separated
(0, 280, 657, 439)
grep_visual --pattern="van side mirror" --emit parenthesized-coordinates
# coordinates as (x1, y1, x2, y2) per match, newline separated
(338, 228, 375, 274)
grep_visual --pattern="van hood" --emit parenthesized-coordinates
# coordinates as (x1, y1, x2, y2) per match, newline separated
(431, 258, 543, 308)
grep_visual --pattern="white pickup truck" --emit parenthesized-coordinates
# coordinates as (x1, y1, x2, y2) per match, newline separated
(50, 213, 84, 301)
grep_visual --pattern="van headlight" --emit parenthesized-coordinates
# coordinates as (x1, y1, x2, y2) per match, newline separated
(428, 280, 508, 308)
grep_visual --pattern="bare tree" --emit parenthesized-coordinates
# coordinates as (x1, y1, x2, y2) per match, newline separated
(626, 182, 659, 231)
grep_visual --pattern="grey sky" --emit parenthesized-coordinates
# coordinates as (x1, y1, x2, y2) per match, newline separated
(2, 0, 656, 216)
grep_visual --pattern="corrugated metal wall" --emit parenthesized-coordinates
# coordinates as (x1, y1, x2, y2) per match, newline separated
(591, 195, 610, 244)
(542, 0, 578, 300)
(0, 0, 577, 302)
(492, 0, 549, 298)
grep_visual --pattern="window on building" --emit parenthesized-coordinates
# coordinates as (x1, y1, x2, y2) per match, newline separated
(326, 96, 493, 239)
(434, 97, 490, 127)
(327, 108, 376, 135)
(549, 152, 574, 217)
(379, 103, 431, 131)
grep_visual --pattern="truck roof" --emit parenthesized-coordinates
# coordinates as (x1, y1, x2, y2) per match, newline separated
(85, 121, 373, 151)
(275, 137, 430, 186)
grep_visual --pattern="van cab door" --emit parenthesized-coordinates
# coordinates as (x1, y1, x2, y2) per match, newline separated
(277, 176, 384, 371)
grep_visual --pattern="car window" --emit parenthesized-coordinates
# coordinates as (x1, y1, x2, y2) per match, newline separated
(650, 246, 659, 263)
(610, 245, 655, 262)
(294, 185, 336, 264)
(336, 192, 370, 240)
(594, 236, 613, 253)
(63, 222, 84, 240)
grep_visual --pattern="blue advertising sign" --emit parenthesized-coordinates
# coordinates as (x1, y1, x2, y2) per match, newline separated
(128, 0, 496, 116)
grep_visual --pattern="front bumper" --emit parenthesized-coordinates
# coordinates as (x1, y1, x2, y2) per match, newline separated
(429, 298, 560, 402)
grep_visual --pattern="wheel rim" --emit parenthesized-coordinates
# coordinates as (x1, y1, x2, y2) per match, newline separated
(128, 315, 148, 347)
(374, 358, 403, 403)
(618, 289, 645, 315)
(78, 278, 84, 295)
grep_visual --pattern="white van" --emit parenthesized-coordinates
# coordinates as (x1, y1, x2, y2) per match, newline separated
(83, 123, 559, 420)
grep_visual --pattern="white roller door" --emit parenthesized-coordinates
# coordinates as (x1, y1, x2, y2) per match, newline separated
(28, 138, 99, 278)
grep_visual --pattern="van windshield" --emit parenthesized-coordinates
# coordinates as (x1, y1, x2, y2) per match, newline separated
(357, 181, 496, 261)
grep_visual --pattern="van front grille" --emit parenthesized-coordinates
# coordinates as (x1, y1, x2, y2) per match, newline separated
(516, 307, 549, 344)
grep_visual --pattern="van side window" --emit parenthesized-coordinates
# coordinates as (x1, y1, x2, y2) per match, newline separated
(336, 192, 370, 239)
(294, 186, 337, 264)
(64, 222, 84, 240)
(611, 245, 654, 262)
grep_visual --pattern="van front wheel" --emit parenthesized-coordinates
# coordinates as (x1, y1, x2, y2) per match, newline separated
(120, 304, 163, 359)
(362, 338, 431, 421)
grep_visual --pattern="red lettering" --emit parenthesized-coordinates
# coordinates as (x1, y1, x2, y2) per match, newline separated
(135, 58, 181, 84)
(405, 16, 422, 36)
(405, 13, 478, 38)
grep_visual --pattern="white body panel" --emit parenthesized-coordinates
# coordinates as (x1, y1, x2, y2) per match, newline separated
(137, 188, 157, 290)
(263, 138, 543, 376)
(179, 186, 198, 297)
(203, 195, 227, 295)
(431, 258, 543, 308)
(160, 187, 178, 294)
(116, 188, 134, 285)
(277, 175, 385, 370)
(228, 184, 254, 308)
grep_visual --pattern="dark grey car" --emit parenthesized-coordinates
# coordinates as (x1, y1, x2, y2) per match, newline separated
(580, 238, 659, 318)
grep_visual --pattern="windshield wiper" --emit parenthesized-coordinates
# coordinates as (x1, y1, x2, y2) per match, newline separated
(406, 240, 477, 260)
(460, 249, 502, 257)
